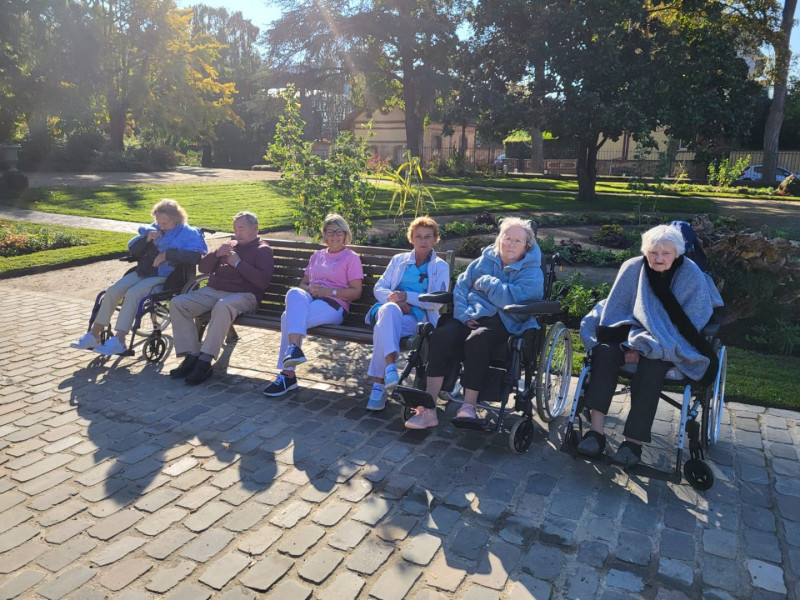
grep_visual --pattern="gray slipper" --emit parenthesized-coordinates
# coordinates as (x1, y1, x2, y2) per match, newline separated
(577, 430, 606, 457)
(613, 441, 643, 468)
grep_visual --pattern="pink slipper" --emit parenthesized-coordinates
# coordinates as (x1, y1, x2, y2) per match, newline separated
(456, 403, 477, 419)
(405, 407, 439, 430)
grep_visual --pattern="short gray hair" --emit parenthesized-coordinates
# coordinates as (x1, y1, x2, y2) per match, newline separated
(493, 217, 536, 254)
(322, 213, 352, 245)
(640, 224, 685, 256)
(233, 211, 259, 227)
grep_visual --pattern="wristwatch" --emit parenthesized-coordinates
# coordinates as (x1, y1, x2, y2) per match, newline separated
(331, 289, 337, 296)
(234, 260, 241, 268)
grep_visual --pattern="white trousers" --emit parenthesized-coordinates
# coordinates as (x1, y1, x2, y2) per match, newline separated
(367, 302, 418, 378)
(94, 270, 166, 332)
(277, 287, 343, 370)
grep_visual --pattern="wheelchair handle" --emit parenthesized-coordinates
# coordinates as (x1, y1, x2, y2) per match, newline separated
(503, 299, 562, 316)
(419, 291, 453, 304)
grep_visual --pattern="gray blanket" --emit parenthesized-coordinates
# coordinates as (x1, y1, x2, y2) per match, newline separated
(581, 256, 722, 381)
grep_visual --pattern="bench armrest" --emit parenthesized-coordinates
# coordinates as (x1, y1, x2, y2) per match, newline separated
(503, 300, 562, 316)
(419, 291, 453, 304)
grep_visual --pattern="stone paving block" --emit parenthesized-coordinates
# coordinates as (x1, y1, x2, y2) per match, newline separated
(0, 506, 33, 533)
(143, 530, 196, 560)
(270, 500, 312, 528)
(217, 588, 258, 600)
(43, 518, 94, 544)
(0, 523, 39, 553)
(346, 538, 394, 575)
(658, 557, 695, 588)
(80, 478, 127, 503)
(134, 487, 182, 512)
(278, 523, 326, 557)
(253, 481, 298, 506)
(240, 553, 294, 592)
(43, 435, 83, 454)
(327, 520, 370, 552)
(67, 588, 109, 600)
(313, 501, 351, 527)
(376, 514, 417, 542)
(136, 506, 189, 536)
(28, 485, 79, 511)
(18, 469, 72, 496)
(224, 503, 270, 532)
(615, 530, 652, 566)
(238, 524, 283, 556)
(37, 565, 96, 600)
(219, 483, 255, 505)
(0, 540, 47, 574)
(90, 535, 146, 566)
(166, 583, 212, 600)
(606, 568, 645, 593)
(402, 532, 442, 566)
(335, 479, 373, 504)
(38, 499, 87, 527)
(369, 562, 422, 600)
(317, 571, 366, 600)
(184, 500, 233, 532)
(508, 573, 553, 600)
(298, 547, 344, 584)
(702, 554, 740, 592)
(87, 508, 142, 541)
(170, 469, 212, 491)
(0, 570, 46, 600)
(472, 539, 521, 590)
(351, 496, 390, 525)
(424, 505, 461, 535)
(538, 515, 578, 547)
(0, 490, 27, 513)
(520, 541, 566, 582)
(96, 557, 153, 591)
(744, 527, 782, 563)
(179, 528, 235, 563)
(175, 484, 220, 510)
(36, 535, 97, 573)
(199, 551, 251, 590)
(747, 559, 787, 595)
(11, 453, 73, 482)
(460, 586, 501, 600)
(265, 579, 312, 599)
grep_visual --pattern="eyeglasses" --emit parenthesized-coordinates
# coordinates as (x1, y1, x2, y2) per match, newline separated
(324, 229, 345, 236)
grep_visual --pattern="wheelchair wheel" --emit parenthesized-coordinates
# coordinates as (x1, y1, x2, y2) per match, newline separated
(703, 345, 727, 447)
(181, 274, 209, 294)
(135, 303, 171, 338)
(142, 336, 167, 363)
(536, 322, 574, 423)
(684, 458, 714, 490)
(509, 417, 535, 453)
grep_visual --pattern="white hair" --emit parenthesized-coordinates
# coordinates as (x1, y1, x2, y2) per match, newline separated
(640, 224, 686, 256)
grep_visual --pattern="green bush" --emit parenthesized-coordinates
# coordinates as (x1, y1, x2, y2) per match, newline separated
(0, 220, 87, 257)
(707, 155, 750, 187)
(591, 224, 638, 248)
(551, 271, 610, 326)
(457, 236, 488, 258)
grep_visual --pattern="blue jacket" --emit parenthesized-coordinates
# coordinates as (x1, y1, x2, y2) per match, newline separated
(454, 244, 544, 334)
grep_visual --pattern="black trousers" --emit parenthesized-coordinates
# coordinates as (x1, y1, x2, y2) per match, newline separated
(584, 343, 671, 443)
(427, 314, 510, 392)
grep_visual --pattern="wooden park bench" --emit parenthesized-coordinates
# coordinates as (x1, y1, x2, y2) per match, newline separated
(196, 238, 455, 349)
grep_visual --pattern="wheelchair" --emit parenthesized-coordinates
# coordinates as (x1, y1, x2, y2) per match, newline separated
(390, 254, 574, 453)
(561, 309, 727, 490)
(86, 261, 200, 363)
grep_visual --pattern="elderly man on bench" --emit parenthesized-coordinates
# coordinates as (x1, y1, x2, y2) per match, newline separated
(169, 211, 274, 385)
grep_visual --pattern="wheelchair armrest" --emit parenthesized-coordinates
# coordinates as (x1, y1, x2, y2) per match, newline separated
(419, 291, 453, 304)
(702, 306, 726, 338)
(503, 300, 562, 316)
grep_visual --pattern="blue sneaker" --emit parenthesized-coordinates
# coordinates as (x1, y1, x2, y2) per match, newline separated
(384, 365, 400, 394)
(283, 344, 307, 368)
(263, 373, 298, 397)
(366, 383, 386, 411)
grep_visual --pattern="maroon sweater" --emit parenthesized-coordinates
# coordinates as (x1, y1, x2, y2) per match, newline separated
(199, 238, 274, 301)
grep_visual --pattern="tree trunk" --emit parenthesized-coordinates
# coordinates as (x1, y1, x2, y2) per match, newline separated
(401, 54, 422, 158)
(576, 136, 599, 202)
(530, 126, 544, 173)
(108, 105, 126, 152)
(202, 144, 213, 167)
(762, 0, 797, 183)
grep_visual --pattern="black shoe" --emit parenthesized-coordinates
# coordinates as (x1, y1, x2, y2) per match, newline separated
(263, 373, 298, 397)
(185, 359, 213, 385)
(613, 441, 643, 468)
(170, 355, 198, 378)
(577, 430, 606, 457)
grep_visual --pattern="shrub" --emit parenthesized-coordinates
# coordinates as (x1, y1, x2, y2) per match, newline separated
(474, 211, 497, 228)
(457, 236, 488, 258)
(0, 220, 87, 257)
(551, 272, 611, 327)
(707, 155, 750, 187)
(590, 224, 638, 248)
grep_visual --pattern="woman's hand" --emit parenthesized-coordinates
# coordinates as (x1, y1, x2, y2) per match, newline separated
(396, 301, 412, 314)
(153, 251, 167, 267)
(464, 318, 480, 329)
(624, 349, 641, 364)
(307, 283, 326, 298)
(146, 230, 163, 243)
(387, 290, 407, 304)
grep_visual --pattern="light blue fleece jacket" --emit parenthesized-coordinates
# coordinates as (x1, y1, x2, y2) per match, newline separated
(453, 244, 544, 334)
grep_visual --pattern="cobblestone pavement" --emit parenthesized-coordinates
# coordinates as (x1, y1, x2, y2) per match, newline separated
(1, 285, 798, 600)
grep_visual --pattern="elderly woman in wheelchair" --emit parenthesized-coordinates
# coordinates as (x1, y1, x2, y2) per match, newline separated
(403, 217, 544, 430)
(71, 199, 207, 356)
(572, 224, 723, 471)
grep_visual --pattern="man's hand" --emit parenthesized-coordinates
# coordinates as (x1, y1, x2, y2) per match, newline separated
(226, 251, 239, 267)
(396, 300, 411, 314)
(216, 241, 234, 257)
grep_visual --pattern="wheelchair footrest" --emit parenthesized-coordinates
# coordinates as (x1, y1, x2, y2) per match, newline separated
(450, 417, 492, 431)
(392, 386, 436, 409)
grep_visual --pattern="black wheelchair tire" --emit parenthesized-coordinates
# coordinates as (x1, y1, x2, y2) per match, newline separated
(143, 336, 167, 363)
(509, 417, 535, 453)
(684, 458, 715, 491)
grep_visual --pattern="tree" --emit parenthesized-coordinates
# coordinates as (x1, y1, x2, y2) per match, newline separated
(265, 0, 463, 157)
(468, 0, 760, 201)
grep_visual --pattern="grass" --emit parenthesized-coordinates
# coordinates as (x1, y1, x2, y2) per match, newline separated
(0, 221, 132, 277)
(0, 180, 718, 232)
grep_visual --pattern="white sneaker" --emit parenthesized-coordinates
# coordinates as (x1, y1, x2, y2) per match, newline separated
(71, 332, 100, 350)
(366, 383, 386, 411)
(94, 337, 127, 355)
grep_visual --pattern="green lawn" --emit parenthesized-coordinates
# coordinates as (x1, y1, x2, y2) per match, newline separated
(1, 180, 717, 232)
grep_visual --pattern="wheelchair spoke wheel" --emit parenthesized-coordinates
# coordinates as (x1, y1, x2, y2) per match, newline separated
(181, 274, 209, 295)
(684, 458, 715, 491)
(135, 304, 171, 338)
(142, 336, 167, 363)
(509, 417, 535, 453)
(705, 345, 727, 446)
(536, 322, 573, 423)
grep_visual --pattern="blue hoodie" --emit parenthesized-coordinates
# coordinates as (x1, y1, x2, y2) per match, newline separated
(453, 243, 544, 334)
